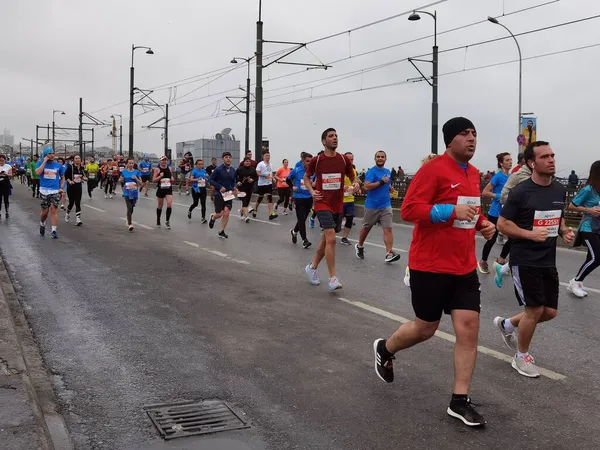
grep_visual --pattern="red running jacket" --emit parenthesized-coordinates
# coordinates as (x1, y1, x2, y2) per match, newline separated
(401, 153, 486, 275)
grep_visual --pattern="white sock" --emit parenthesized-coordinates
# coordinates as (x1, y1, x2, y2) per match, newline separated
(503, 319, 515, 332)
(517, 351, 529, 358)
(500, 263, 510, 275)
(51, 226, 57, 232)
(40, 221, 45, 227)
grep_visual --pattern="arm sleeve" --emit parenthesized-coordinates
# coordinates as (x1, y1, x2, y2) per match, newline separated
(64, 165, 72, 181)
(208, 168, 222, 190)
(400, 165, 439, 224)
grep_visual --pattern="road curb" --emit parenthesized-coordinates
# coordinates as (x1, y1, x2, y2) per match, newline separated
(0, 252, 73, 450)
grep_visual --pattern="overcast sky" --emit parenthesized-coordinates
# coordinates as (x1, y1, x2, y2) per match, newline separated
(2, 0, 599, 175)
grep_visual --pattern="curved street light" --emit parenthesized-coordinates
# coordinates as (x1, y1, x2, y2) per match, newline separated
(52, 109, 66, 149)
(230, 57, 254, 154)
(488, 16, 522, 154)
(129, 45, 154, 157)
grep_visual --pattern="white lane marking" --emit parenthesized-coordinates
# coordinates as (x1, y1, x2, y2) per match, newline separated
(132, 221, 153, 230)
(83, 205, 106, 213)
(248, 217, 281, 226)
(345, 238, 408, 253)
(559, 281, 600, 295)
(182, 241, 250, 265)
(337, 297, 566, 381)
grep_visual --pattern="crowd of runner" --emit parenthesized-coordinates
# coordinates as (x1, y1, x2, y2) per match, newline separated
(1, 117, 599, 428)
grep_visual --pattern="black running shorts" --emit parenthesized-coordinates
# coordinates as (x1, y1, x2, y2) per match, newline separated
(316, 210, 343, 233)
(409, 269, 481, 322)
(510, 265, 559, 309)
(156, 188, 173, 199)
(256, 185, 273, 196)
(141, 175, 151, 183)
(214, 195, 233, 213)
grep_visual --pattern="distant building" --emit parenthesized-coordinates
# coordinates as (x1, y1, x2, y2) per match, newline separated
(0, 128, 14, 147)
(176, 128, 241, 169)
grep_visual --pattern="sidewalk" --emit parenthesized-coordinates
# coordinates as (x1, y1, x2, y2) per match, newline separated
(0, 254, 69, 449)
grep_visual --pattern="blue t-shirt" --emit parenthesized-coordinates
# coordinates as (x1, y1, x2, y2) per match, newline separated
(488, 171, 509, 217)
(190, 168, 207, 191)
(37, 160, 65, 193)
(139, 161, 152, 174)
(573, 185, 600, 233)
(288, 162, 312, 199)
(121, 169, 141, 199)
(365, 166, 392, 209)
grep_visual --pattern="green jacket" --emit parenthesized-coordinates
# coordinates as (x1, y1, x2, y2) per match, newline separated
(27, 162, 39, 179)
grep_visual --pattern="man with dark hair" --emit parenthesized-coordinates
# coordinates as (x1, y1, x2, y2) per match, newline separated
(568, 170, 579, 188)
(495, 141, 574, 378)
(253, 151, 277, 220)
(239, 150, 257, 169)
(303, 128, 358, 291)
(373, 117, 495, 427)
(208, 152, 238, 238)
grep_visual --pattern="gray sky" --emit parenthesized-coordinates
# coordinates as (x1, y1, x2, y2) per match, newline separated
(2, 0, 599, 176)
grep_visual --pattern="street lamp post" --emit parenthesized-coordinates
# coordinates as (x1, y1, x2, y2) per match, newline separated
(488, 16, 522, 154)
(230, 57, 253, 154)
(409, 10, 438, 154)
(129, 44, 154, 158)
(52, 109, 65, 150)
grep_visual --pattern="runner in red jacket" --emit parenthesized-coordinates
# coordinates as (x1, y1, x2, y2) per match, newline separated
(373, 117, 495, 428)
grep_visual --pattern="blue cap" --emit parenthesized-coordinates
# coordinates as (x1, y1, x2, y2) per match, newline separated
(41, 147, 55, 159)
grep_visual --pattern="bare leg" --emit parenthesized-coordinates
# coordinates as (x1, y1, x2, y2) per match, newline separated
(386, 318, 439, 353)
(383, 227, 394, 253)
(357, 226, 371, 247)
(451, 310, 480, 395)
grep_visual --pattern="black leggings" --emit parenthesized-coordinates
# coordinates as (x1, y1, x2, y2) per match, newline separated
(0, 192, 8, 212)
(189, 188, 207, 218)
(125, 197, 135, 225)
(87, 179, 98, 197)
(240, 184, 254, 208)
(575, 232, 600, 282)
(276, 187, 291, 209)
(31, 179, 40, 197)
(293, 197, 313, 241)
(67, 185, 82, 214)
(481, 215, 511, 261)
(105, 177, 117, 195)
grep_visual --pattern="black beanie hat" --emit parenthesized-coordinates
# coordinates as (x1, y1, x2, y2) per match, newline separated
(442, 117, 476, 147)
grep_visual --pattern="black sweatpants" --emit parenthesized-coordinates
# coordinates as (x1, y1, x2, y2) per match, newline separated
(575, 232, 600, 282)
(293, 197, 313, 241)
(0, 191, 9, 213)
(31, 179, 40, 197)
(189, 188, 207, 219)
(125, 197, 136, 225)
(276, 187, 291, 209)
(67, 184, 82, 214)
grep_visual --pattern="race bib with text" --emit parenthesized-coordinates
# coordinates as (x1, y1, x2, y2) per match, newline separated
(44, 168, 58, 179)
(160, 178, 171, 189)
(533, 210, 561, 238)
(453, 196, 481, 229)
(322, 173, 342, 191)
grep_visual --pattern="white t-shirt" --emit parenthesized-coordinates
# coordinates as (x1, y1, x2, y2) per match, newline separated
(0, 164, 12, 183)
(256, 161, 273, 187)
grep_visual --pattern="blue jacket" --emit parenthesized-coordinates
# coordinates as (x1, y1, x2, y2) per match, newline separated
(208, 164, 237, 195)
(288, 160, 312, 199)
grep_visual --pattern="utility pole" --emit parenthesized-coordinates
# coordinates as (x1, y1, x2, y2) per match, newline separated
(129, 64, 134, 157)
(35, 126, 38, 152)
(120, 123, 123, 156)
(91, 128, 95, 158)
(254, 4, 263, 163)
(79, 98, 84, 158)
(30, 139, 34, 157)
(164, 104, 169, 158)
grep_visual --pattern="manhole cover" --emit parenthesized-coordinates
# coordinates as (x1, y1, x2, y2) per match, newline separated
(144, 400, 251, 441)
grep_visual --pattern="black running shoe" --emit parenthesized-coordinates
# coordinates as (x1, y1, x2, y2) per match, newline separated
(187, 210, 192, 219)
(373, 339, 394, 383)
(355, 244, 365, 260)
(218, 230, 228, 239)
(447, 398, 486, 427)
(269, 213, 278, 220)
(340, 237, 351, 245)
(385, 251, 401, 263)
(290, 229, 298, 244)
(302, 240, 312, 249)
(252, 210, 257, 218)
(39, 225, 45, 236)
(209, 214, 215, 229)
(201, 218, 207, 224)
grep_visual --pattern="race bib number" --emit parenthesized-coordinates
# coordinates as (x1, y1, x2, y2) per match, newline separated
(322, 173, 342, 191)
(197, 179, 206, 187)
(300, 178, 308, 190)
(125, 182, 137, 191)
(44, 168, 58, 179)
(453, 196, 481, 229)
(74, 174, 83, 183)
(141, 167, 150, 173)
(344, 185, 353, 197)
(533, 210, 561, 238)
(160, 178, 171, 189)
(88, 173, 96, 179)
(222, 190, 235, 201)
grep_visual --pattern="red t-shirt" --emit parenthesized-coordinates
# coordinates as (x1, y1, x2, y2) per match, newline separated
(306, 152, 355, 213)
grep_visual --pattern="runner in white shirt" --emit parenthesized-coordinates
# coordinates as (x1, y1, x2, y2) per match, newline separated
(253, 151, 278, 220)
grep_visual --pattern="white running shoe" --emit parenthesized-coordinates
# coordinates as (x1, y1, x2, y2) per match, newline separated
(328, 276, 342, 291)
(305, 264, 320, 286)
(403, 267, 410, 287)
(567, 278, 588, 298)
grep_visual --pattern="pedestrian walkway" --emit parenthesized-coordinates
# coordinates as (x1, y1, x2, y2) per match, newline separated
(0, 257, 61, 449)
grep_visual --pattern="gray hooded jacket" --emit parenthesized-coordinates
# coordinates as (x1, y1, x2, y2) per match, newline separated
(500, 164, 532, 205)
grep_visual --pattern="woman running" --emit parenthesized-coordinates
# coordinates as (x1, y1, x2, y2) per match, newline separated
(120, 157, 143, 232)
(187, 159, 208, 223)
(153, 155, 174, 229)
(236, 157, 256, 223)
(478, 152, 512, 275)
(64, 155, 86, 226)
(275, 159, 291, 215)
(0, 154, 13, 219)
(567, 160, 600, 298)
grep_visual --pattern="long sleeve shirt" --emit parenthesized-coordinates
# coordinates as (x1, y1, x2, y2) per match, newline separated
(208, 164, 237, 195)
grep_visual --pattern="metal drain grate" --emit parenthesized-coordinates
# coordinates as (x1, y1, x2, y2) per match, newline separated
(144, 400, 251, 440)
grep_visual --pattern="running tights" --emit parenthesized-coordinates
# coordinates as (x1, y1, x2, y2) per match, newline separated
(31, 179, 40, 197)
(125, 198, 135, 225)
(189, 189, 207, 218)
(276, 187, 291, 209)
(293, 197, 313, 241)
(105, 177, 116, 195)
(67, 185, 82, 217)
(157, 207, 172, 222)
(481, 215, 511, 261)
(87, 180, 97, 197)
(0, 192, 9, 213)
(575, 232, 600, 282)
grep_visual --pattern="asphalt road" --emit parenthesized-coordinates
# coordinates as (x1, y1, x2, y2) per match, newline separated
(1, 183, 600, 450)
